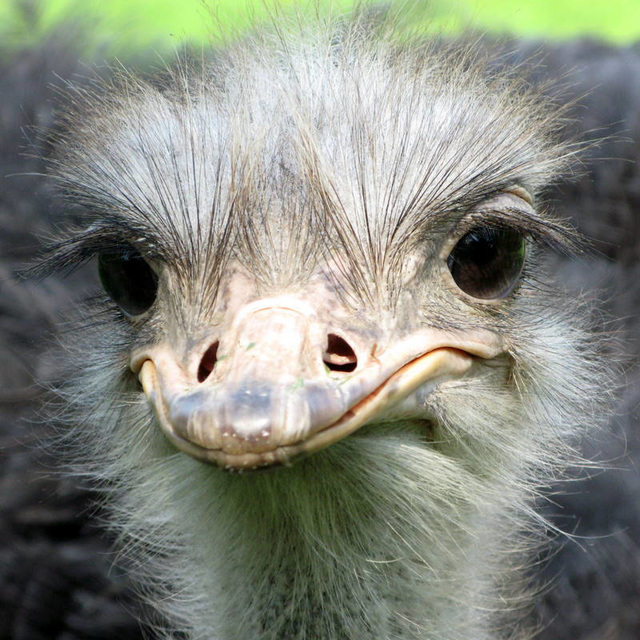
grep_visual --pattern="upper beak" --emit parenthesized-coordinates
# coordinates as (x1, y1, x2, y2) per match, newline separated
(135, 297, 501, 470)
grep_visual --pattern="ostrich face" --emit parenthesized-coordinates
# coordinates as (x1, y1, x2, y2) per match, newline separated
(47, 29, 583, 478)
(127, 193, 526, 470)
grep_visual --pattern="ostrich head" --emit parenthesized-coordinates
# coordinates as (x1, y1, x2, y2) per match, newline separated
(40, 15, 607, 640)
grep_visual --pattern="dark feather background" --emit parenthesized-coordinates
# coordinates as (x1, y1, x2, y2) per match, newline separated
(1, 13, 639, 640)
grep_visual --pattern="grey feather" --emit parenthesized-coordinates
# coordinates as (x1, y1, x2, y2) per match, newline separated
(1, 10, 639, 640)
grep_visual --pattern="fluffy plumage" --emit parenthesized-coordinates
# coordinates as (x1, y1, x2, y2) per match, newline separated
(2, 10, 639, 640)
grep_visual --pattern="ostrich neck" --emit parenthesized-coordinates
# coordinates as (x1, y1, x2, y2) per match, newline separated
(151, 430, 516, 640)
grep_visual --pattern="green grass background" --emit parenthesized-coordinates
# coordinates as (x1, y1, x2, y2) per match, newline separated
(1, 0, 638, 56)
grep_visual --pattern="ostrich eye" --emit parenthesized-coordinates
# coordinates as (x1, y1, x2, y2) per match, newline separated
(447, 226, 525, 300)
(98, 250, 158, 317)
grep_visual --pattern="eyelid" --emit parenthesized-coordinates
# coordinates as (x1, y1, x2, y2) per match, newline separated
(504, 185, 534, 206)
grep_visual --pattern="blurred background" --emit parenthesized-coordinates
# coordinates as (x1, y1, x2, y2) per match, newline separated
(0, 0, 639, 56)
(1, 2, 639, 640)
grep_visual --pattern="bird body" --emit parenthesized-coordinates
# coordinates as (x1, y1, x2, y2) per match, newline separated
(38, 13, 610, 640)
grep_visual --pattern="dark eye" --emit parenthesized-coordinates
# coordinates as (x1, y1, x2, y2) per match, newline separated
(447, 226, 525, 300)
(98, 250, 158, 317)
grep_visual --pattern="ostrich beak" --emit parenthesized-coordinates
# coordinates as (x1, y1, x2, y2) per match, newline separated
(135, 298, 501, 470)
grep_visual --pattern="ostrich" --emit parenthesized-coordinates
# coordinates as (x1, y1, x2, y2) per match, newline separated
(28, 14, 614, 640)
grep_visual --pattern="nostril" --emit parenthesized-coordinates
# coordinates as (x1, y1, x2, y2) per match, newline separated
(323, 334, 357, 373)
(198, 341, 219, 383)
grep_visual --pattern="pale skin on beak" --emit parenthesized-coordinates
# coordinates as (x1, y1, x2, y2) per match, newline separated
(138, 328, 501, 471)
